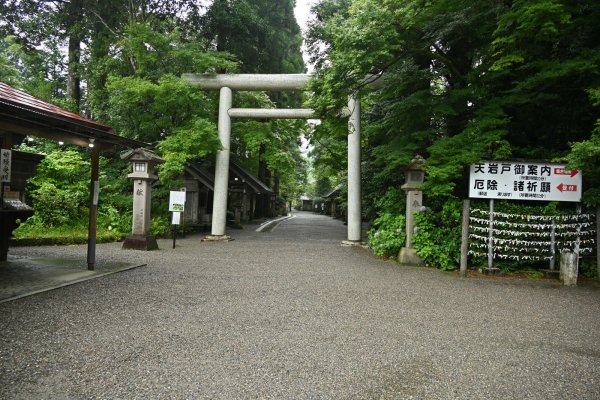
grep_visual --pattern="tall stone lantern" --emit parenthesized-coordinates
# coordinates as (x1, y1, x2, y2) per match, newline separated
(121, 148, 164, 250)
(398, 155, 425, 266)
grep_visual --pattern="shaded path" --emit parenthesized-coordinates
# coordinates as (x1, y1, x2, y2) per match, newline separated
(1, 211, 599, 399)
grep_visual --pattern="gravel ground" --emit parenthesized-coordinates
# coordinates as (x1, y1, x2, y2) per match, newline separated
(1, 211, 599, 399)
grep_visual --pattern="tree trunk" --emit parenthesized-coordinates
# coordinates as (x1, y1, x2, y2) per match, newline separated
(66, 0, 83, 112)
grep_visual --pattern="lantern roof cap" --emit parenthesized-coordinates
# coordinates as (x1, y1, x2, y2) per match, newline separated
(121, 148, 164, 163)
(404, 155, 425, 171)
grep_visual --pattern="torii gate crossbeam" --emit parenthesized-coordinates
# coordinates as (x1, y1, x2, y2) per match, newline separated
(182, 73, 363, 243)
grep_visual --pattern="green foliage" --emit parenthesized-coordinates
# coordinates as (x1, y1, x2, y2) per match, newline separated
(0, 37, 21, 85)
(15, 146, 135, 240)
(150, 215, 171, 238)
(115, 22, 237, 80)
(565, 88, 600, 207)
(26, 149, 89, 226)
(412, 199, 463, 271)
(158, 118, 221, 181)
(106, 74, 214, 143)
(28, 184, 84, 227)
(368, 213, 406, 258)
(12, 224, 125, 245)
(372, 187, 405, 219)
(200, 0, 304, 74)
(97, 205, 131, 235)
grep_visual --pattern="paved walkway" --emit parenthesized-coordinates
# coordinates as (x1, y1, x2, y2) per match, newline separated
(0, 254, 143, 303)
(1, 211, 599, 399)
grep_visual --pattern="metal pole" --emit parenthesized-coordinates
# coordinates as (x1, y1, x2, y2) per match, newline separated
(549, 217, 556, 270)
(347, 94, 362, 242)
(488, 199, 494, 269)
(596, 206, 600, 281)
(460, 199, 470, 277)
(211, 87, 232, 236)
(172, 225, 177, 249)
(86, 145, 99, 270)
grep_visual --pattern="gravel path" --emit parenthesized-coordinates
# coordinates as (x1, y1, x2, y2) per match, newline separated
(1, 211, 599, 399)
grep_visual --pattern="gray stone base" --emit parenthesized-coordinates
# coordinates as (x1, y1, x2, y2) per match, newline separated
(482, 267, 503, 276)
(541, 269, 560, 279)
(398, 247, 424, 266)
(122, 235, 159, 251)
(341, 240, 367, 248)
(202, 235, 234, 242)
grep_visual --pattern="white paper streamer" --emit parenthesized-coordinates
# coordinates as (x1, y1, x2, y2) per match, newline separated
(468, 209, 597, 262)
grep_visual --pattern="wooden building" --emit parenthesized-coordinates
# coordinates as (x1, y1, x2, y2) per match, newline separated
(0, 82, 147, 268)
(182, 159, 274, 228)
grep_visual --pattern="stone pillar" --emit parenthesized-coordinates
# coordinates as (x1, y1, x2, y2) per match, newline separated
(207, 87, 232, 240)
(398, 156, 425, 266)
(132, 179, 152, 235)
(121, 148, 164, 250)
(405, 190, 423, 248)
(560, 250, 578, 286)
(347, 94, 362, 242)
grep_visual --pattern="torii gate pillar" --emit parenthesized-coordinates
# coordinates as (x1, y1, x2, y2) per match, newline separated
(346, 95, 362, 242)
(204, 87, 233, 240)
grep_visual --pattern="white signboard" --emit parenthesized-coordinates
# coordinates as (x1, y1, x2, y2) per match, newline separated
(0, 149, 11, 183)
(171, 211, 181, 225)
(169, 190, 186, 212)
(469, 161, 582, 202)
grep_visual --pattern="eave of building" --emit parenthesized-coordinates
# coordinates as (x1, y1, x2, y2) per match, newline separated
(0, 83, 149, 150)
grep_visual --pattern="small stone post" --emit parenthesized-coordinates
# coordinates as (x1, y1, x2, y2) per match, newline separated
(460, 199, 470, 277)
(398, 156, 425, 266)
(121, 148, 164, 250)
(560, 249, 578, 286)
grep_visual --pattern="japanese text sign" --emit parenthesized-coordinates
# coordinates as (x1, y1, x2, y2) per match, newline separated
(0, 149, 11, 183)
(169, 190, 186, 212)
(469, 161, 582, 202)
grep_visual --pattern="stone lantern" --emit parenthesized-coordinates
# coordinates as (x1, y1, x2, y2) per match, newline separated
(398, 155, 425, 266)
(121, 148, 164, 250)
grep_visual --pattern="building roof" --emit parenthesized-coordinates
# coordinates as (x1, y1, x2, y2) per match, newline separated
(229, 159, 273, 195)
(0, 82, 149, 150)
(324, 184, 343, 199)
(184, 159, 273, 195)
(185, 163, 214, 191)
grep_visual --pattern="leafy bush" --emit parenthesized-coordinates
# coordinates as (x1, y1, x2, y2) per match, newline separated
(29, 182, 86, 226)
(98, 205, 132, 234)
(150, 215, 172, 237)
(373, 187, 406, 217)
(368, 213, 406, 258)
(12, 223, 125, 245)
(26, 149, 90, 227)
(412, 199, 462, 270)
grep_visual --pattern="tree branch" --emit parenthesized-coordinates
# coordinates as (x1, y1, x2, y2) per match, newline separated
(89, 9, 120, 37)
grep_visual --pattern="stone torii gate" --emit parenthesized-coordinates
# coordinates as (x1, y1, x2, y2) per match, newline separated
(182, 73, 365, 243)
